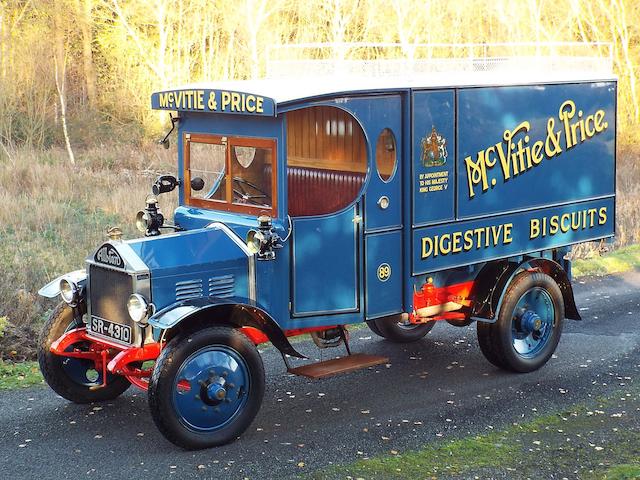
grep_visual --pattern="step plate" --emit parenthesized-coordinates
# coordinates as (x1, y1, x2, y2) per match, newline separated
(287, 354, 389, 379)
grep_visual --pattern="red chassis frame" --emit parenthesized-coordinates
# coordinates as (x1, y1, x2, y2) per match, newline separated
(49, 325, 341, 391)
(49, 280, 476, 390)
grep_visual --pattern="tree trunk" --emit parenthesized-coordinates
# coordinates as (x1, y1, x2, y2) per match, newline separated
(54, 0, 75, 165)
(75, 0, 98, 108)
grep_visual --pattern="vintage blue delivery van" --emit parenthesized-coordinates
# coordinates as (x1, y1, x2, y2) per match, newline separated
(37, 54, 616, 449)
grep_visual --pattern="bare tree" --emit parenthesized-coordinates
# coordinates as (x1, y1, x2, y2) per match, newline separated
(74, 0, 98, 108)
(54, 0, 75, 164)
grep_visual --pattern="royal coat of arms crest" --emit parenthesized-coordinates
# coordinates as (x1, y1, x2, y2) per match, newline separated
(421, 127, 448, 167)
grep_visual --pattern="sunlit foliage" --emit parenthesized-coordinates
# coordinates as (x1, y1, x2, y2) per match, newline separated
(0, 0, 637, 148)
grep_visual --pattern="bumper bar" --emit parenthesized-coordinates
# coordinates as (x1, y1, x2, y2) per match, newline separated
(50, 327, 162, 390)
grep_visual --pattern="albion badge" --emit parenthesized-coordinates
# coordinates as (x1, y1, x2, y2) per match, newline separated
(94, 243, 124, 268)
(421, 127, 448, 167)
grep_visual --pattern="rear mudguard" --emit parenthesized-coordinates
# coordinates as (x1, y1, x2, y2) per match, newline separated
(149, 296, 306, 359)
(470, 257, 581, 323)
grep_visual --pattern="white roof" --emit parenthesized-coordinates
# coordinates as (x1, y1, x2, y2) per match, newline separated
(161, 45, 615, 106)
(174, 69, 615, 106)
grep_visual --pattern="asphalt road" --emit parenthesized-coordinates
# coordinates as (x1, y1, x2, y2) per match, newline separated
(1, 271, 639, 480)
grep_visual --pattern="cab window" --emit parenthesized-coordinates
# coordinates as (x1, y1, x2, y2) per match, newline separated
(286, 106, 367, 217)
(184, 134, 277, 216)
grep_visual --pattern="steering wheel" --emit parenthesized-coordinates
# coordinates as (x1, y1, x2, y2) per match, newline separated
(232, 177, 270, 206)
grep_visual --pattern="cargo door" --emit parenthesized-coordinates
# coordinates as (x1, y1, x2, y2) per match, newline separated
(363, 95, 404, 319)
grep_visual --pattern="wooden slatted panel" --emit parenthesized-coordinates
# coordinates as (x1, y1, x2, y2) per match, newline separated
(286, 106, 366, 173)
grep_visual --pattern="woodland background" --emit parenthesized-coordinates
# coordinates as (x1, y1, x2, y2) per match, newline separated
(0, 0, 638, 359)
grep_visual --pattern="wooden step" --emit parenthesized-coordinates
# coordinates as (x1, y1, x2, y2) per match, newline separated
(287, 353, 389, 379)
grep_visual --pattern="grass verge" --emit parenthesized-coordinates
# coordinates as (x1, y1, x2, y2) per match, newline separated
(318, 383, 640, 479)
(573, 244, 640, 277)
(0, 361, 43, 390)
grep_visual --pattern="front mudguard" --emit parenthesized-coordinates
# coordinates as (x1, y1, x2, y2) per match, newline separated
(149, 296, 306, 359)
(38, 269, 87, 298)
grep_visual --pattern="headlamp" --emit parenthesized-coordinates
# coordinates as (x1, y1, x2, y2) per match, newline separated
(127, 294, 150, 325)
(135, 194, 164, 236)
(135, 210, 149, 233)
(245, 216, 280, 260)
(59, 278, 80, 306)
(246, 230, 266, 255)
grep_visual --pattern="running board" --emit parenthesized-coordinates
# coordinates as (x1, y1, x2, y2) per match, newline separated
(287, 353, 389, 379)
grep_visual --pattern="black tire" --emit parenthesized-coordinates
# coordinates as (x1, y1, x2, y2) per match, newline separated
(366, 320, 384, 338)
(373, 314, 435, 343)
(38, 302, 131, 403)
(477, 272, 564, 373)
(148, 326, 265, 450)
(477, 320, 507, 369)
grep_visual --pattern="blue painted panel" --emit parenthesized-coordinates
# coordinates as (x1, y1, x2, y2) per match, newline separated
(170, 207, 292, 326)
(151, 89, 275, 116)
(412, 90, 456, 226)
(292, 206, 359, 315)
(457, 82, 616, 219)
(150, 266, 247, 313)
(365, 230, 402, 319)
(128, 228, 246, 273)
(412, 197, 614, 274)
(127, 227, 249, 310)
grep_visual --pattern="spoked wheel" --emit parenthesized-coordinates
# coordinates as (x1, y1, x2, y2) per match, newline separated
(148, 326, 265, 450)
(372, 314, 435, 343)
(477, 272, 564, 373)
(38, 303, 131, 403)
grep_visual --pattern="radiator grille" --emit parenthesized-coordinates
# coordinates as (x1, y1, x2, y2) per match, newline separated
(209, 274, 235, 298)
(175, 279, 203, 301)
(89, 265, 134, 327)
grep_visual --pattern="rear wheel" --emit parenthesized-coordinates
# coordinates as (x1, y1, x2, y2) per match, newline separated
(148, 326, 265, 450)
(372, 314, 435, 343)
(477, 272, 564, 373)
(366, 320, 384, 338)
(38, 303, 131, 403)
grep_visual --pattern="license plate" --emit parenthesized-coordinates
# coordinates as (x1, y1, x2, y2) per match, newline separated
(90, 316, 132, 344)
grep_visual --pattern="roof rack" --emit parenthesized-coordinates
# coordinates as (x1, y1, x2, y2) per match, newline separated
(265, 42, 613, 79)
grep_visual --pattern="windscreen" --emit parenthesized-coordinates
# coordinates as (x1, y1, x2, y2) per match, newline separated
(184, 134, 276, 215)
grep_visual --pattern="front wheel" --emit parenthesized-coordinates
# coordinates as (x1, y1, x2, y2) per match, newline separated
(148, 326, 265, 450)
(372, 314, 435, 343)
(38, 303, 131, 403)
(477, 272, 564, 373)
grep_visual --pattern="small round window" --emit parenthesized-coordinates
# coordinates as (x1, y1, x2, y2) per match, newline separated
(375, 128, 397, 182)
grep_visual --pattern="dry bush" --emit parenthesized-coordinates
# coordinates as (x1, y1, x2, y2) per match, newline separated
(0, 145, 176, 360)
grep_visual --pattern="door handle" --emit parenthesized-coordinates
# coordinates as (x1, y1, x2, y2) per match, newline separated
(352, 215, 363, 224)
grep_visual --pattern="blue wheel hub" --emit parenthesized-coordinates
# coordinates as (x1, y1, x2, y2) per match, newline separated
(520, 310, 543, 333)
(511, 287, 555, 358)
(173, 346, 250, 432)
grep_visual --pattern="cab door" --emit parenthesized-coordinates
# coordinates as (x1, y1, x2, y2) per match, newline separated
(287, 105, 366, 317)
(291, 204, 361, 315)
(287, 97, 404, 319)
